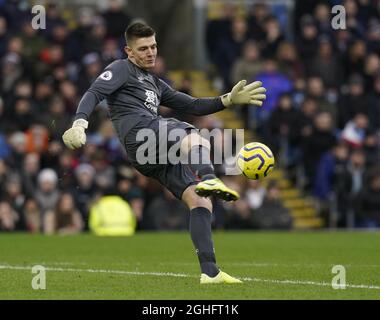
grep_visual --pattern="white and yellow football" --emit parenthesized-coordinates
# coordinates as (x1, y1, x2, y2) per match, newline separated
(237, 142, 275, 180)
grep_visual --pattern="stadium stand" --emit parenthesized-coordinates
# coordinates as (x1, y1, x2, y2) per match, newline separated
(0, 0, 379, 234)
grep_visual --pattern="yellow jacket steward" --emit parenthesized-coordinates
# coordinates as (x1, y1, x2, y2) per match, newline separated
(89, 195, 136, 236)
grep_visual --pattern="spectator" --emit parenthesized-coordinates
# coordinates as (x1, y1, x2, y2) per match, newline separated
(301, 111, 337, 190)
(206, 3, 236, 68)
(151, 55, 171, 85)
(313, 2, 332, 35)
(0, 158, 8, 195)
(245, 180, 266, 210)
(59, 80, 78, 113)
(0, 96, 12, 134)
(341, 113, 369, 148)
(334, 149, 366, 227)
(355, 171, 380, 228)
(102, 0, 131, 40)
(12, 79, 33, 100)
(101, 38, 123, 65)
(96, 120, 123, 163)
(39, 44, 65, 75)
(291, 77, 307, 109)
(2, 173, 26, 230)
(72, 163, 98, 226)
(43, 3, 65, 39)
(25, 124, 50, 154)
(0, 201, 19, 231)
(230, 40, 263, 127)
(7, 35, 25, 58)
(116, 165, 144, 224)
(6, 132, 27, 169)
(83, 16, 107, 55)
(144, 188, 188, 230)
(251, 181, 293, 229)
(40, 140, 65, 170)
(52, 64, 70, 87)
(0, 131, 11, 159)
(21, 152, 40, 198)
(230, 40, 262, 87)
(296, 15, 319, 65)
(214, 16, 251, 90)
(89, 193, 136, 236)
(306, 76, 338, 125)
(0, 53, 24, 104)
(23, 198, 41, 233)
(19, 19, 47, 62)
(313, 142, 349, 202)
(266, 93, 302, 159)
(254, 58, 292, 123)
(334, 29, 352, 57)
(50, 22, 80, 63)
(34, 168, 61, 221)
(8, 98, 36, 132)
(91, 149, 116, 191)
(344, 0, 366, 38)
(276, 41, 304, 80)
(363, 53, 380, 91)
(223, 179, 253, 230)
(308, 36, 343, 88)
(363, 132, 380, 167)
(41, 95, 72, 140)
(33, 78, 55, 113)
(366, 19, 380, 55)
(44, 192, 84, 235)
(338, 74, 369, 128)
(345, 39, 367, 78)
(77, 52, 103, 95)
(368, 74, 380, 129)
(247, 2, 269, 42)
(262, 15, 285, 58)
(71, 7, 95, 58)
(0, 16, 9, 58)
(79, 136, 100, 164)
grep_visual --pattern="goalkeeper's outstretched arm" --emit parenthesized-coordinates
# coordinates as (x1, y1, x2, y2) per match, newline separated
(158, 79, 266, 116)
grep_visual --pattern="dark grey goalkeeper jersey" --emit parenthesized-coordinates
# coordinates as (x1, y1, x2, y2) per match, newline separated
(74, 59, 225, 141)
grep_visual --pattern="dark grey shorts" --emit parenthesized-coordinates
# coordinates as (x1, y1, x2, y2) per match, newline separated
(124, 117, 200, 199)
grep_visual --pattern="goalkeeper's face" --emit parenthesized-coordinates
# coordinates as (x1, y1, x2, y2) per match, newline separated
(125, 36, 157, 70)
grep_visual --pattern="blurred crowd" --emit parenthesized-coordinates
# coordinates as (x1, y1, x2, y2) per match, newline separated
(207, 0, 380, 228)
(0, 0, 379, 234)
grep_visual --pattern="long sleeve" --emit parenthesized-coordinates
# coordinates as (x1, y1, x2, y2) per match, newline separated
(158, 79, 225, 116)
(74, 60, 129, 121)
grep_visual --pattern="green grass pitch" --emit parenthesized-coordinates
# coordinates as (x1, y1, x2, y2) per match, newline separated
(0, 231, 379, 299)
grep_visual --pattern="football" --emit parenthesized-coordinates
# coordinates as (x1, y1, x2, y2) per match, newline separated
(237, 142, 275, 180)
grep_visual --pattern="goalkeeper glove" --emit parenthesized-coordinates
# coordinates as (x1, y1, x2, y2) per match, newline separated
(221, 80, 266, 107)
(62, 119, 88, 150)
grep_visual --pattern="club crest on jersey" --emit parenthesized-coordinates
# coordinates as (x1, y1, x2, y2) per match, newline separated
(144, 90, 158, 114)
(99, 71, 113, 81)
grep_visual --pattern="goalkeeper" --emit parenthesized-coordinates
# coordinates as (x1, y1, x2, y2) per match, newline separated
(62, 22, 266, 284)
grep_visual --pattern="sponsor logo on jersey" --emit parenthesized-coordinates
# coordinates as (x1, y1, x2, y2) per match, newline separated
(144, 90, 158, 114)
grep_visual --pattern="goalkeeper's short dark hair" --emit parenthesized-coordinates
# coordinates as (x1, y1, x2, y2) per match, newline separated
(125, 21, 155, 44)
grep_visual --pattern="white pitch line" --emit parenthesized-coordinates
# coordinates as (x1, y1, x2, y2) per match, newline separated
(160, 262, 380, 268)
(241, 277, 380, 290)
(1, 264, 380, 290)
(0, 265, 189, 278)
